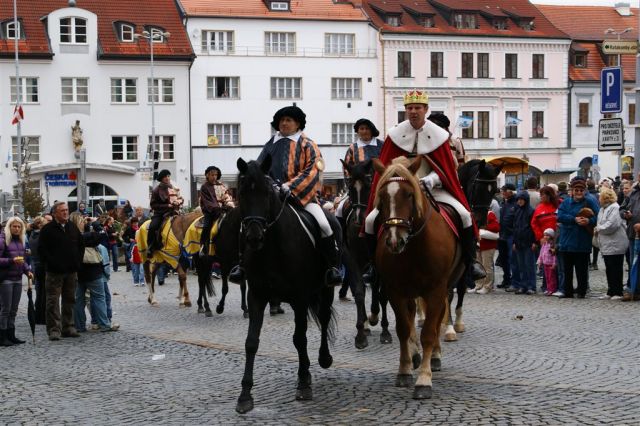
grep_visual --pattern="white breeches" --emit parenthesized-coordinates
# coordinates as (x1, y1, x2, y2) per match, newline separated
(335, 197, 347, 218)
(305, 202, 333, 238)
(364, 188, 472, 235)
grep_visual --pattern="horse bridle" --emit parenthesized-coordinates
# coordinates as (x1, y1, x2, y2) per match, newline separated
(378, 177, 432, 241)
(467, 170, 497, 211)
(240, 187, 289, 235)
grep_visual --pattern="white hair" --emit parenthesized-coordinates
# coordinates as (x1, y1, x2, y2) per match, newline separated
(4, 216, 26, 246)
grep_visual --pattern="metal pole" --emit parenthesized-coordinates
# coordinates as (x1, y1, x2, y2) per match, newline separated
(13, 0, 23, 216)
(79, 148, 87, 208)
(618, 33, 622, 179)
(635, 6, 640, 179)
(150, 34, 159, 188)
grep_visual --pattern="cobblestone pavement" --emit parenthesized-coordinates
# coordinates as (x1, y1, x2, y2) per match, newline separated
(1, 259, 639, 425)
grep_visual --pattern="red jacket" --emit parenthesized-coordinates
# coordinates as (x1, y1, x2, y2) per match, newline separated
(132, 244, 142, 264)
(531, 202, 558, 242)
(479, 211, 500, 251)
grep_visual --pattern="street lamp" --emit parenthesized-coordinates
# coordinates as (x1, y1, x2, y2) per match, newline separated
(134, 29, 170, 186)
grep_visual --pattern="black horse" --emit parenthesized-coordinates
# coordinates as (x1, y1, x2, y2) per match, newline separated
(442, 159, 502, 341)
(195, 207, 248, 318)
(235, 156, 336, 414)
(340, 159, 391, 348)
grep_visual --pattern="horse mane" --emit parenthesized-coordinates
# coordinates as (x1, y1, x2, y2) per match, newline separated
(458, 159, 483, 186)
(374, 158, 424, 218)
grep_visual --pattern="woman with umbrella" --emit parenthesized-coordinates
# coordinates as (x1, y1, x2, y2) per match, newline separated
(0, 216, 34, 346)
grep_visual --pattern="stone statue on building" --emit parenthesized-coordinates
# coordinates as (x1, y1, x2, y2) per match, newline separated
(72, 120, 83, 152)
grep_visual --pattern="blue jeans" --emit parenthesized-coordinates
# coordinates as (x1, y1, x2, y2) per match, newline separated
(123, 242, 132, 269)
(515, 247, 536, 291)
(75, 277, 110, 330)
(556, 250, 565, 292)
(110, 244, 119, 272)
(131, 263, 144, 284)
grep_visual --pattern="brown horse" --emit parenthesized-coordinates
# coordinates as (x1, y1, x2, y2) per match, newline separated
(137, 211, 201, 307)
(372, 157, 464, 399)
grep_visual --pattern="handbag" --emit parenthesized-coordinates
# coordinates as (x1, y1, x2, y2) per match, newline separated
(83, 246, 103, 264)
(592, 233, 599, 249)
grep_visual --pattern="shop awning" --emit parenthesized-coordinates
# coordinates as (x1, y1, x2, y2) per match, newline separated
(486, 156, 529, 174)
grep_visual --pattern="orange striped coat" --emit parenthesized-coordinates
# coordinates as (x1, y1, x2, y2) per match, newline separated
(343, 139, 383, 177)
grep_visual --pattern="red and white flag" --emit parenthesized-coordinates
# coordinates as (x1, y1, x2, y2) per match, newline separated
(11, 104, 23, 125)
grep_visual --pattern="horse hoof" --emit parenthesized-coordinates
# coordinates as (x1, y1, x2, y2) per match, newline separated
(412, 353, 422, 370)
(380, 331, 392, 344)
(368, 315, 379, 326)
(235, 399, 254, 414)
(295, 388, 313, 401)
(444, 332, 457, 342)
(454, 323, 465, 333)
(205, 310, 213, 318)
(216, 306, 224, 314)
(355, 335, 369, 350)
(197, 307, 205, 314)
(151, 301, 159, 307)
(417, 319, 425, 328)
(364, 328, 371, 336)
(431, 358, 441, 372)
(412, 385, 433, 400)
(395, 374, 413, 388)
(318, 354, 333, 369)
(243, 311, 249, 319)
(184, 301, 192, 308)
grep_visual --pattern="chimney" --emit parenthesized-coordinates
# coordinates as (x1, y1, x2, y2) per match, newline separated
(615, 2, 632, 16)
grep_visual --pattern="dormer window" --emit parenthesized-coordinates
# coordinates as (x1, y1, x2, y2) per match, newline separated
(574, 53, 586, 68)
(493, 18, 507, 30)
(118, 23, 135, 42)
(60, 17, 87, 44)
(519, 19, 534, 31)
(453, 13, 476, 29)
(269, 1, 290, 11)
(386, 15, 400, 27)
(147, 27, 167, 43)
(417, 16, 434, 28)
(3, 20, 23, 40)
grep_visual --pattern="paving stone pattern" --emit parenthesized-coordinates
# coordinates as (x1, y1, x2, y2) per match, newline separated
(1, 261, 639, 424)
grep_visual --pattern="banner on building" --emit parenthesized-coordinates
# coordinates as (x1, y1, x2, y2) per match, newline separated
(456, 116, 473, 129)
(505, 116, 522, 127)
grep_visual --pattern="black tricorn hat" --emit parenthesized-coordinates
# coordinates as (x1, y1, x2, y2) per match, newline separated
(271, 106, 306, 131)
(156, 169, 171, 182)
(428, 113, 451, 130)
(353, 118, 380, 138)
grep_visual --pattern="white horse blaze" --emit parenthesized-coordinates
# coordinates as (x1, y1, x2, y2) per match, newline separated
(387, 182, 400, 244)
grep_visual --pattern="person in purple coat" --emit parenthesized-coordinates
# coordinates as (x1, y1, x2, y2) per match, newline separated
(0, 216, 34, 346)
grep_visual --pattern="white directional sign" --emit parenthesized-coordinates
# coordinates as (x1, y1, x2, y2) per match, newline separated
(602, 40, 639, 55)
(598, 118, 624, 151)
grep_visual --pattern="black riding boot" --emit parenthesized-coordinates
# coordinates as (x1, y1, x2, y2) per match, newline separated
(7, 328, 25, 344)
(362, 233, 377, 284)
(229, 264, 245, 284)
(461, 227, 486, 281)
(320, 235, 343, 287)
(0, 329, 14, 347)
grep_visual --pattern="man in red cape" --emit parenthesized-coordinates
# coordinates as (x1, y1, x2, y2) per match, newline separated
(364, 90, 486, 280)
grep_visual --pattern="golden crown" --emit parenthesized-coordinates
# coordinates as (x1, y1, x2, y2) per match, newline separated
(403, 90, 428, 105)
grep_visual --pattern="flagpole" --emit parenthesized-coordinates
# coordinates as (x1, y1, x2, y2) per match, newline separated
(13, 0, 23, 216)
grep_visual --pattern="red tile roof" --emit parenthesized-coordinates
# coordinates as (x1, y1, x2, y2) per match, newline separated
(180, 0, 367, 21)
(362, 0, 568, 38)
(538, 5, 638, 82)
(0, 0, 194, 60)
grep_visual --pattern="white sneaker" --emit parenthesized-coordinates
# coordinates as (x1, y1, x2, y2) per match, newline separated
(611, 295, 623, 301)
(467, 288, 477, 294)
(552, 291, 564, 297)
(476, 288, 491, 295)
(599, 295, 611, 300)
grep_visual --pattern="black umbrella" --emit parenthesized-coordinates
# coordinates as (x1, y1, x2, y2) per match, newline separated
(27, 279, 36, 345)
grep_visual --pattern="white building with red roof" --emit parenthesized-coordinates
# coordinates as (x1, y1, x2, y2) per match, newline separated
(539, 2, 638, 182)
(361, 0, 572, 186)
(0, 0, 194, 213)
(181, 0, 378, 195)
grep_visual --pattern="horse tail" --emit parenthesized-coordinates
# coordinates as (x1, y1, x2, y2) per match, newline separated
(196, 254, 216, 297)
(307, 297, 337, 345)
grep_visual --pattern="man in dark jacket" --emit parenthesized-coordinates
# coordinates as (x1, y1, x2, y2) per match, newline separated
(147, 170, 180, 257)
(39, 201, 84, 340)
(512, 191, 536, 294)
(199, 166, 223, 256)
(497, 183, 519, 289)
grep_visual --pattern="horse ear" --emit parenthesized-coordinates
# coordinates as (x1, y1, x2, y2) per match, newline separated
(237, 157, 248, 174)
(372, 158, 386, 175)
(408, 156, 422, 175)
(493, 163, 504, 175)
(260, 154, 272, 174)
(479, 160, 486, 170)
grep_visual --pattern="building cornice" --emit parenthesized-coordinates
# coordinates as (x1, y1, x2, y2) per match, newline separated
(384, 87, 570, 97)
(381, 37, 570, 52)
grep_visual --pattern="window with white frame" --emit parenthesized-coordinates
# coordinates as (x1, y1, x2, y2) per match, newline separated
(331, 78, 361, 100)
(532, 54, 545, 79)
(111, 78, 137, 103)
(207, 124, 240, 145)
(201, 30, 234, 53)
(207, 77, 239, 99)
(265, 32, 295, 55)
(431, 52, 444, 77)
(505, 111, 519, 138)
(5, 20, 22, 39)
(324, 33, 355, 55)
(148, 78, 173, 103)
(60, 17, 87, 43)
(332, 123, 355, 145)
(532, 111, 544, 138)
(270, 77, 301, 99)
(398, 51, 411, 77)
(61, 78, 89, 103)
(505, 54, 518, 79)
(12, 136, 40, 165)
(386, 15, 400, 26)
(10, 77, 38, 103)
(111, 136, 138, 161)
(119, 23, 134, 42)
(578, 101, 590, 126)
(149, 27, 166, 43)
(477, 112, 490, 138)
(461, 111, 474, 139)
(270, 1, 290, 11)
(149, 135, 175, 160)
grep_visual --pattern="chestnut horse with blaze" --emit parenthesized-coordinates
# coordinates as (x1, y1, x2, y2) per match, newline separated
(372, 157, 464, 399)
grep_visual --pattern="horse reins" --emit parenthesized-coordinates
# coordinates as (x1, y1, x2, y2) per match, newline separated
(240, 190, 289, 234)
(378, 176, 432, 241)
(467, 170, 497, 211)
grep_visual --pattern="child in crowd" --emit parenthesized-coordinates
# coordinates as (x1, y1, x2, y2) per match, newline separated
(90, 242, 118, 330)
(131, 243, 145, 287)
(537, 228, 558, 296)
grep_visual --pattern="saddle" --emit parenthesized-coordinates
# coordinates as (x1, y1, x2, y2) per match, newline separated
(438, 203, 461, 240)
(288, 204, 322, 247)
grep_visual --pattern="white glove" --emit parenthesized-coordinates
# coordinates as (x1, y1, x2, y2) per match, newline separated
(420, 175, 435, 191)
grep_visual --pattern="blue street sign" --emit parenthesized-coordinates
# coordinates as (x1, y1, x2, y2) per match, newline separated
(601, 67, 622, 113)
(592, 154, 599, 165)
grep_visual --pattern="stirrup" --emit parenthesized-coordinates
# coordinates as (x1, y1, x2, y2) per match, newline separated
(325, 267, 343, 287)
(471, 261, 487, 281)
